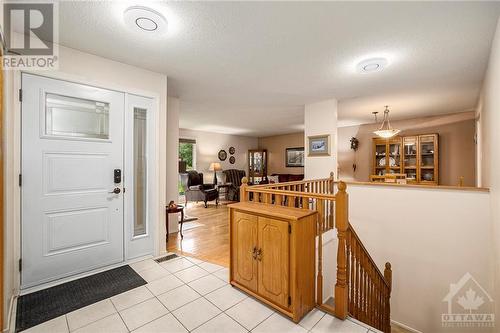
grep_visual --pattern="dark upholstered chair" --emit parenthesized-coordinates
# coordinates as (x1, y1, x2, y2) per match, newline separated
(222, 169, 246, 201)
(180, 171, 219, 208)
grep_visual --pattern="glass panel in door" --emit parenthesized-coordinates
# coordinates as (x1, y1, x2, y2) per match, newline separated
(404, 137, 417, 181)
(126, 94, 154, 260)
(375, 144, 387, 176)
(45, 93, 110, 139)
(389, 143, 401, 168)
(134, 108, 147, 237)
(420, 136, 436, 182)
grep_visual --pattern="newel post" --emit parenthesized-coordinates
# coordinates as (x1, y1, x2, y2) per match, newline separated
(384, 262, 392, 332)
(334, 181, 349, 319)
(240, 177, 249, 202)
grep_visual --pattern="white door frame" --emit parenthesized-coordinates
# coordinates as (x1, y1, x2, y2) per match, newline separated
(11, 70, 162, 293)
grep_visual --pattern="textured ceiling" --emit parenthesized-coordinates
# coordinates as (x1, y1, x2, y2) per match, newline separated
(57, 1, 500, 136)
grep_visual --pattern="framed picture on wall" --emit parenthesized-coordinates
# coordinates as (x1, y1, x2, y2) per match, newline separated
(286, 147, 305, 167)
(308, 135, 330, 156)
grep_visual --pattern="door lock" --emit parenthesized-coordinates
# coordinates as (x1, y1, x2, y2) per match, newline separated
(114, 169, 122, 184)
(109, 188, 121, 194)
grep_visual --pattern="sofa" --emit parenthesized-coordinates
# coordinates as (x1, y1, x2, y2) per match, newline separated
(222, 169, 246, 201)
(271, 173, 304, 183)
(180, 171, 219, 208)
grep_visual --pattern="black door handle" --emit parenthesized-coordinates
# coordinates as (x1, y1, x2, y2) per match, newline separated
(108, 188, 121, 194)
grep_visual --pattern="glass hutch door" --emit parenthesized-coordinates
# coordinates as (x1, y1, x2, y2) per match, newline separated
(403, 137, 418, 182)
(420, 135, 438, 183)
(374, 143, 387, 176)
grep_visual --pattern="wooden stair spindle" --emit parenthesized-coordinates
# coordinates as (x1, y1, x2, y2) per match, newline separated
(384, 262, 392, 332)
(334, 181, 349, 320)
(316, 200, 324, 306)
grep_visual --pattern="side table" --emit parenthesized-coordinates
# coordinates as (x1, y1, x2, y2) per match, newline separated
(166, 204, 184, 243)
(216, 183, 232, 200)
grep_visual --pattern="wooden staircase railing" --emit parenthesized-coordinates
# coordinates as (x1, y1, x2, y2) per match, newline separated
(241, 172, 336, 232)
(239, 175, 392, 332)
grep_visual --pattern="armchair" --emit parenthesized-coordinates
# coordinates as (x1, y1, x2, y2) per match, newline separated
(180, 171, 219, 208)
(222, 169, 246, 201)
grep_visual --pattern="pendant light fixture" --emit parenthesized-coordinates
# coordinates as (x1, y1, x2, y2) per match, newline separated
(373, 106, 400, 138)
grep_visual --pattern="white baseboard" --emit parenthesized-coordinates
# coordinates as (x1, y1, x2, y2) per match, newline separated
(391, 319, 423, 333)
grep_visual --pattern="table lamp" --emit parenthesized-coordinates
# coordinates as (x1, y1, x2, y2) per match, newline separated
(209, 162, 222, 185)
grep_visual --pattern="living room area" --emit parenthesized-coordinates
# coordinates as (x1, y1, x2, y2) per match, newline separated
(169, 128, 306, 265)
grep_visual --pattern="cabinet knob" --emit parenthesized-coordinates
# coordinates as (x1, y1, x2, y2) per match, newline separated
(256, 248, 263, 261)
(251, 246, 258, 259)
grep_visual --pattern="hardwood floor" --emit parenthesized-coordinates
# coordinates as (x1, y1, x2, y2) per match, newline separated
(167, 201, 231, 267)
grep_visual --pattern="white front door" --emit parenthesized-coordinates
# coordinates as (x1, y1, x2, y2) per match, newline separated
(21, 73, 125, 288)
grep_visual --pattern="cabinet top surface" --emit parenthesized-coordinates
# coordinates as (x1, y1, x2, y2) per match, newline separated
(228, 202, 317, 220)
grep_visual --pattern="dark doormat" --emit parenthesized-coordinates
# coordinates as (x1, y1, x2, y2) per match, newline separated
(16, 265, 146, 332)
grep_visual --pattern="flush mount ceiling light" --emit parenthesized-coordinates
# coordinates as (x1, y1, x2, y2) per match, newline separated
(124, 6, 167, 34)
(357, 57, 388, 73)
(373, 106, 401, 138)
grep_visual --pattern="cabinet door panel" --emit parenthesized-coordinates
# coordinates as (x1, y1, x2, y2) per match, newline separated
(257, 217, 289, 308)
(232, 211, 258, 292)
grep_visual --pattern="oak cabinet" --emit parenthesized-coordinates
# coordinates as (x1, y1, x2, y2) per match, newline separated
(372, 134, 439, 185)
(229, 202, 317, 322)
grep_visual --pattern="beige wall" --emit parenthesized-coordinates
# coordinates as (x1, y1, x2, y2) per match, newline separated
(338, 112, 476, 186)
(343, 184, 492, 332)
(477, 17, 500, 330)
(179, 128, 258, 182)
(258, 132, 304, 175)
(304, 99, 338, 180)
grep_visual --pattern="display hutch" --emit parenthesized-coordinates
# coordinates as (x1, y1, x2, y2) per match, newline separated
(372, 134, 439, 185)
(402, 134, 439, 185)
(248, 149, 267, 184)
(372, 137, 403, 177)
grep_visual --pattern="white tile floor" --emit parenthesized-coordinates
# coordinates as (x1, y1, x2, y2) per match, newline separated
(23, 255, 377, 333)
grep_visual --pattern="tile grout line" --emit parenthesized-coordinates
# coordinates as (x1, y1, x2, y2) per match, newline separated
(64, 314, 70, 333)
(109, 300, 131, 333)
(69, 311, 120, 333)
(223, 299, 275, 332)
(116, 297, 168, 332)
(119, 295, 171, 332)
(167, 283, 221, 332)
(151, 257, 246, 332)
(178, 256, 276, 331)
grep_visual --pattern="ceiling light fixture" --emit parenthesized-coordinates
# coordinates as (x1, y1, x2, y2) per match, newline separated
(373, 106, 400, 138)
(357, 57, 388, 73)
(124, 6, 167, 34)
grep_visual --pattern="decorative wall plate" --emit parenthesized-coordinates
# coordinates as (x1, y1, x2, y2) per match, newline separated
(229, 156, 235, 164)
(218, 150, 227, 161)
(229, 147, 235, 155)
